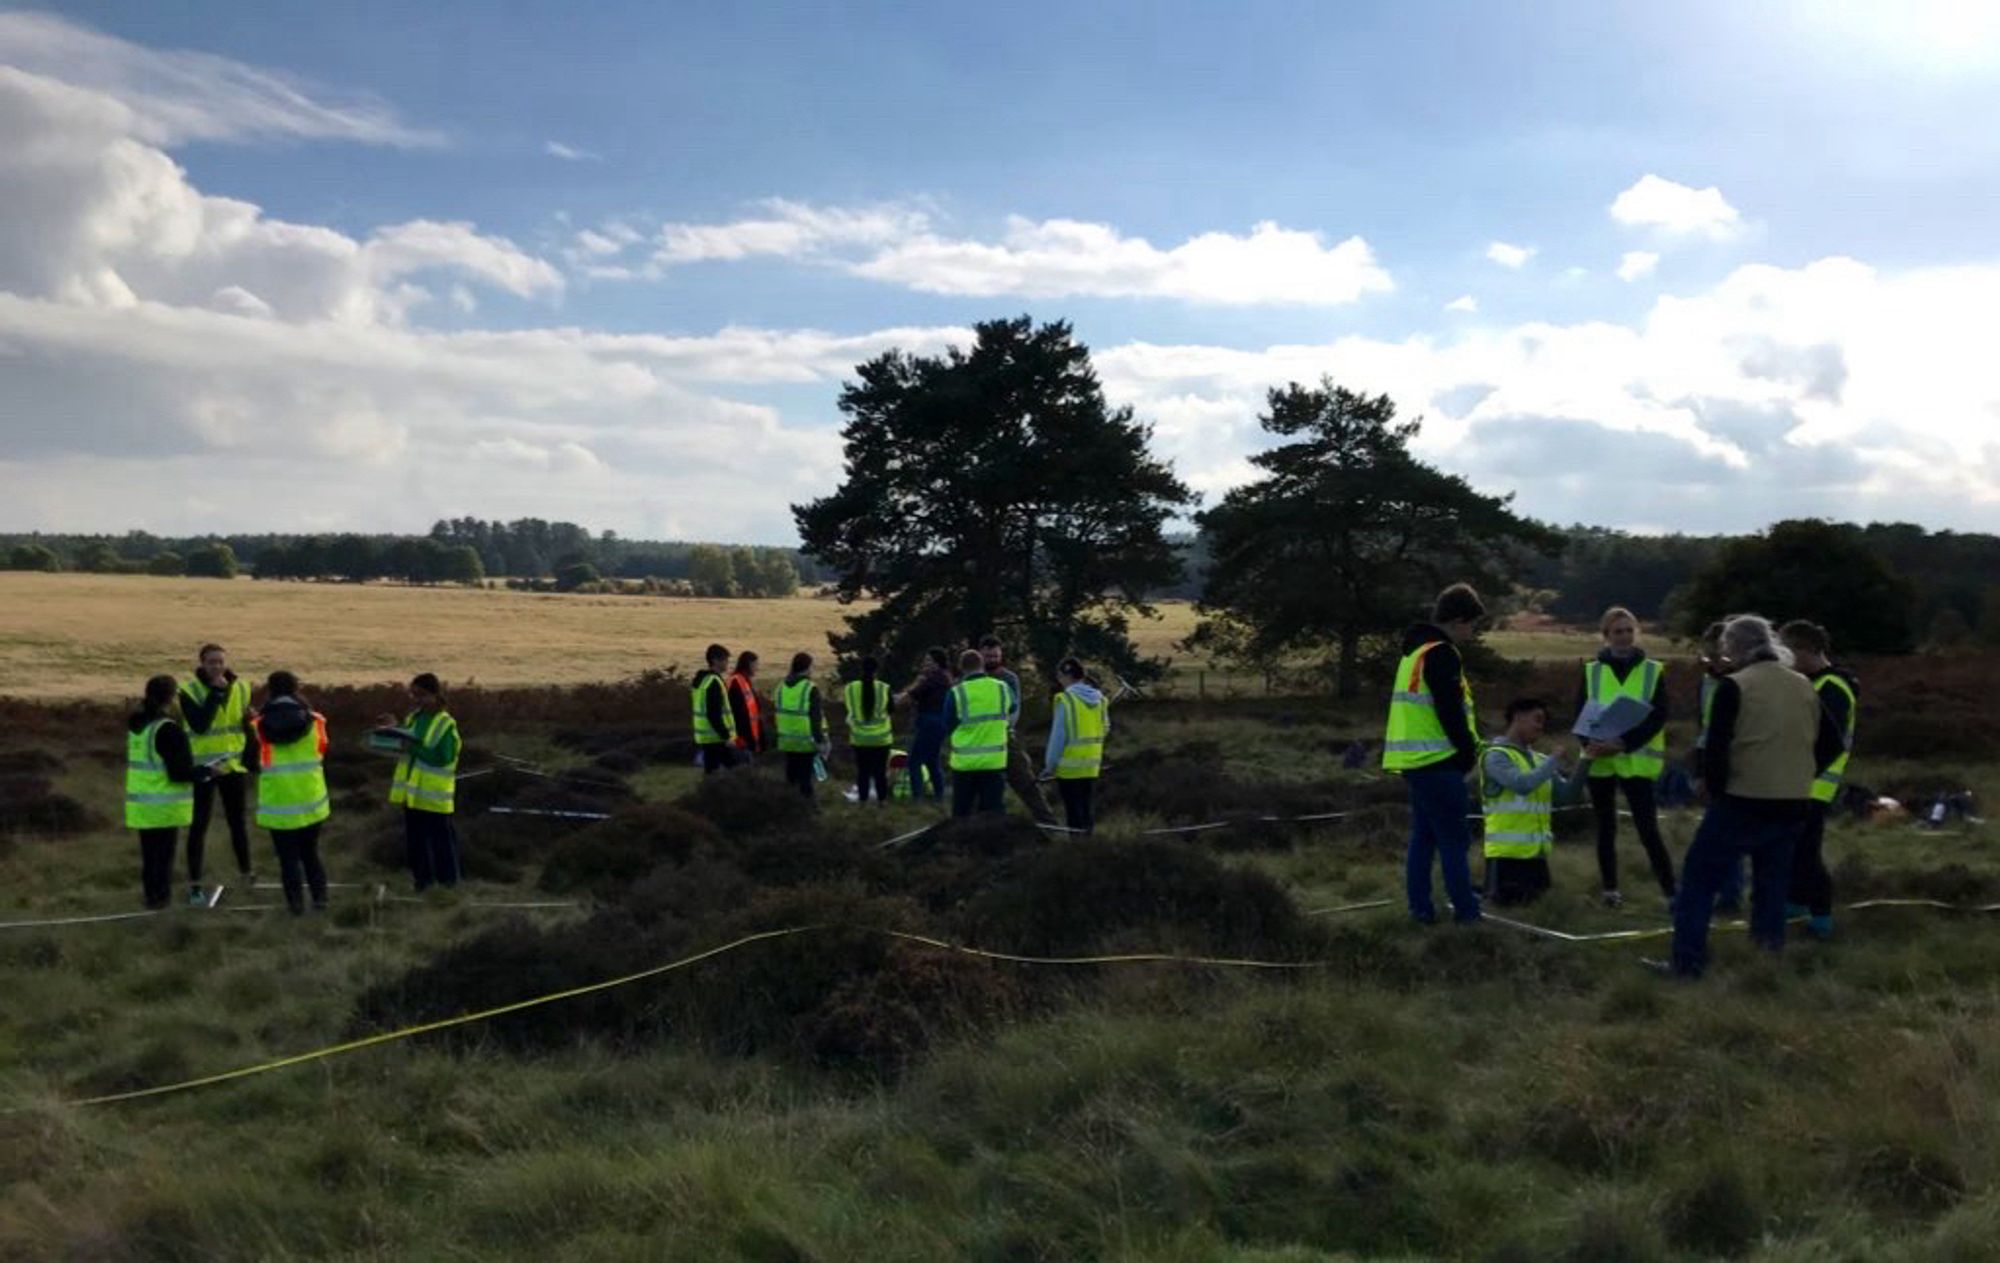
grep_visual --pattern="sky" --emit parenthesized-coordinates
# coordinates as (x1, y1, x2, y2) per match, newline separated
(2, 0, 1998, 543)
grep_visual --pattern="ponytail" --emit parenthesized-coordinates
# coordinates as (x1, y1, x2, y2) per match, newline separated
(860, 655, 880, 720)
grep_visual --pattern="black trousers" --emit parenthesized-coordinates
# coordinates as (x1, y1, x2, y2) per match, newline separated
(952, 768, 1006, 818)
(700, 743, 738, 775)
(1789, 803, 1833, 917)
(270, 823, 328, 914)
(190, 771, 252, 879)
(1590, 775, 1676, 897)
(137, 828, 178, 908)
(1057, 777, 1096, 834)
(784, 752, 817, 799)
(404, 808, 461, 891)
(1484, 855, 1552, 906)
(854, 746, 891, 803)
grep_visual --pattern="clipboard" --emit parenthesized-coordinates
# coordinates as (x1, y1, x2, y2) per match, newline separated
(365, 727, 416, 756)
(1572, 696, 1653, 744)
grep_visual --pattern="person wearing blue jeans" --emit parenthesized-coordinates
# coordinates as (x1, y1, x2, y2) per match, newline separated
(898, 646, 952, 803)
(1666, 615, 1847, 978)
(1384, 584, 1488, 925)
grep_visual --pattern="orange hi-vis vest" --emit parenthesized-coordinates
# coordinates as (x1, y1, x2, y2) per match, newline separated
(727, 672, 763, 750)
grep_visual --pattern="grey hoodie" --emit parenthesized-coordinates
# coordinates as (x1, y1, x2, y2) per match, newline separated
(1043, 682, 1107, 777)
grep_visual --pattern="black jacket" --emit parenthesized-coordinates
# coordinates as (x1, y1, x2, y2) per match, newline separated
(693, 670, 732, 746)
(781, 673, 826, 744)
(125, 709, 202, 783)
(1809, 664, 1859, 737)
(1573, 648, 1671, 755)
(1400, 623, 1479, 773)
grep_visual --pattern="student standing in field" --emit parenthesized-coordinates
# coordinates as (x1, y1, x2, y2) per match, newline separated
(979, 634, 1057, 825)
(1480, 697, 1592, 906)
(947, 648, 1014, 817)
(845, 655, 894, 806)
(897, 647, 952, 803)
(179, 643, 254, 897)
(1663, 616, 1846, 978)
(1043, 657, 1108, 835)
(249, 671, 332, 916)
(691, 644, 738, 774)
(1697, 620, 1749, 916)
(1779, 620, 1859, 939)
(380, 673, 462, 893)
(726, 651, 766, 761)
(774, 652, 828, 800)
(126, 674, 213, 909)
(1382, 583, 1486, 925)
(1578, 607, 1677, 909)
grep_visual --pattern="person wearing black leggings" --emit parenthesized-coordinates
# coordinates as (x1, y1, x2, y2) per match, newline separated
(1579, 607, 1677, 908)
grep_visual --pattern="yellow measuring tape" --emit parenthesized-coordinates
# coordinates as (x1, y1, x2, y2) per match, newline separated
(51, 926, 1324, 1109)
(40, 899, 2000, 1109)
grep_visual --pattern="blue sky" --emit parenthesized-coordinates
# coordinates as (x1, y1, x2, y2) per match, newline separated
(3, 2, 1998, 541)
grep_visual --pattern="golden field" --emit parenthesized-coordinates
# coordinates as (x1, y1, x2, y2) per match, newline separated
(0, 572, 1606, 699)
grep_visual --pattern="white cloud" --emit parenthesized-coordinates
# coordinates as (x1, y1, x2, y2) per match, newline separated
(544, 140, 599, 162)
(366, 221, 563, 299)
(0, 11, 437, 146)
(1445, 295, 1478, 313)
(1610, 174, 1742, 238)
(1485, 241, 1535, 269)
(853, 217, 1393, 306)
(621, 201, 1394, 306)
(1617, 250, 1661, 282)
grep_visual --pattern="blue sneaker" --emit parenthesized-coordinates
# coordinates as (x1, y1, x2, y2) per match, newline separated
(1784, 902, 1808, 919)
(1806, 915, 1834, 939)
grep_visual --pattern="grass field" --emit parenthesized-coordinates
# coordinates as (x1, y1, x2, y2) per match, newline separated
(0, 665, 1995, 1259)
(0, 573, 1606, 701)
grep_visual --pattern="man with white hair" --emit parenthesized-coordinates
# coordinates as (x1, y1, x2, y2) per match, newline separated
(1660, 614, 1847, 979)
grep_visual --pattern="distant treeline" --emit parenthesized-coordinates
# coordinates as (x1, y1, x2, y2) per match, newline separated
(0, 517, 828, 596)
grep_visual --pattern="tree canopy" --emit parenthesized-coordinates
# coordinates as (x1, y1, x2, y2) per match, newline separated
(1191, 379, 1563, 696)
(794, 316, 1195, 680)
(1677, 519, 1917, 654)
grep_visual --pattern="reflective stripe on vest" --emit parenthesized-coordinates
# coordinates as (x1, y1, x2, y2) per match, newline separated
(1481, 743, 1553, 859)
(1055, 690, 1107, 780)
(389, 709, 459, 814)
(691, 674, 735, 746)
(949, 677, 1012, 771)
(1382, 642, 1477, 771)
(1696, 675, 1718, 751)
(125, 719, 194, 829)
(844, 679, 893, 748)
(253, 713, 331, 830)
(775, 679, 818, 753)
(1586, 658, 1666, 779)
(1812, 673, 1858, 804)
(180, 677, 250, 774)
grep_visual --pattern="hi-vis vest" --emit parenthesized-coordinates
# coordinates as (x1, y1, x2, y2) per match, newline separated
(775, 678, 819, 753)
(252, 710, 331, 830)
(1055, 689, 1108, 780)
(1585, 658, 1665, 779)
(1813, 673, 1858, 805)
(1481, 743, 1553, 859)
(727, 672, 763, 749)
(125, 719, 194, 829)
(949, 676, 1012, 772)
(389, 708, 458, 815)
(844, 679, 893, 748)
(692, 673, 735, 746)
(179, 676, 250, 775)
(1382, 642, 1477, 771)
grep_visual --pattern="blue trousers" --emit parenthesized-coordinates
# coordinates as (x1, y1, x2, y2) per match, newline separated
(1403, 765, 1481, 923)
(405, 808, 461, 891)
(906, 714, 948, 801)
(1671, 797, 1804, 976)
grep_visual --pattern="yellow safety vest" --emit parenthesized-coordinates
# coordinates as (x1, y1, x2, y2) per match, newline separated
(1055, 689, 1107, 780)
(1813, 673, 1858, 805)
(949, 676, 1012, 772)
(775, 678, 819, 753)
(389, 708, 459, 815)
(1382, 642, 1477, 771)
(691, 673, 735, 746)
(179, 676, 250, 775)
(252, 712, 331, 830)
(125, 719, 194, 829)
(1481, 743, 1553, 859)
(1585, 658, 1666, 779)
(844, 679, 893, 748)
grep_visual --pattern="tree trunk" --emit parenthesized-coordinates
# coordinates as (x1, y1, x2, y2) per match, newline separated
(1336, 625, 1362, 700)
